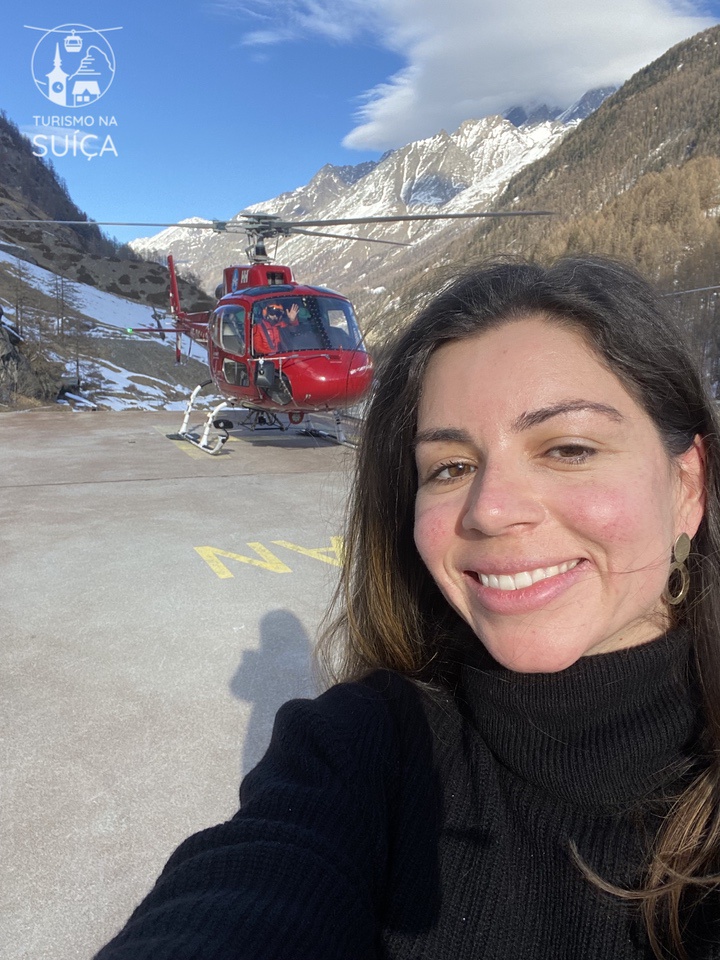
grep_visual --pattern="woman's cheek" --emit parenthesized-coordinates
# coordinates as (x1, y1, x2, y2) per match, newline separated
(414, 500, 453, 568)
(559, 479, 661, 546)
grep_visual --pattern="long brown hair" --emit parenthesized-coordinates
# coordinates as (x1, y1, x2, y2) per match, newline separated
(320, 256, 720, 958)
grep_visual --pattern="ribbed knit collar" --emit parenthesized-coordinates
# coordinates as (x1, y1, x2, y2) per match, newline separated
(458, 630, 703, 809)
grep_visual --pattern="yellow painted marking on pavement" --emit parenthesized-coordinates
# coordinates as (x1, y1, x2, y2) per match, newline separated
(195, 544, 292, 578)
(153, 426, 207, 459)
(173, 440, 208, 460)
(154, 426, 240, 459)
(272, 536, 344, 567)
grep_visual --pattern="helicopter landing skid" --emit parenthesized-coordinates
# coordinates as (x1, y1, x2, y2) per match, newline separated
(167, 382, 230, 455)
(300, 411, 353, 447)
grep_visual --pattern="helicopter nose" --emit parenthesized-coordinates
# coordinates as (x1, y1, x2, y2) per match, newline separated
(346, 351, 373, 400)
(291, 352, 372, 407)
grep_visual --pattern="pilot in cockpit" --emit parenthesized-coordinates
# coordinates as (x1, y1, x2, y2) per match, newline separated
(255, 302, 309, 353)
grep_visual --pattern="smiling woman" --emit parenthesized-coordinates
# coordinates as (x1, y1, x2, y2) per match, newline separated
(412, 317, 705, 673)
(322, 256, 720, 957)
(94, 258, 720, 960)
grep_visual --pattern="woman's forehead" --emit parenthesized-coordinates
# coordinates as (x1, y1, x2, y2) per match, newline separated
(417, 317, 640, 428)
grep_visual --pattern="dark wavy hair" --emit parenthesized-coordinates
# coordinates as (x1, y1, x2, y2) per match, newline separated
(320, 256, 720, 958)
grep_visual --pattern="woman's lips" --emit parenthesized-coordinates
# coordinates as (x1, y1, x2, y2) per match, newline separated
(475, 559, 581, 591)
(463, 559, 590, 614)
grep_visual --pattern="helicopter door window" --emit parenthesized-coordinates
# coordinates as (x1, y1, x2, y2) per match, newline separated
(218, 308, 246, 355)
(325, 308, 352, 349)
(222, 360, 249, 386)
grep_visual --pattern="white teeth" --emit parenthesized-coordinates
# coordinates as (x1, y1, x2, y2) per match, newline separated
(514, 571, 533, 589)
(478, 559, 580, 591)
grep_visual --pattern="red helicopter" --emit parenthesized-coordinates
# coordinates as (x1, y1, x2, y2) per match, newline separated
(159, 215, 381, 454)
(166, 252, 373, 452)
(0, 209, 554, 453)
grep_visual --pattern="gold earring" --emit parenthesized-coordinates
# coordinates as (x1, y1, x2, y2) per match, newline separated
(663, 532, 691, 606)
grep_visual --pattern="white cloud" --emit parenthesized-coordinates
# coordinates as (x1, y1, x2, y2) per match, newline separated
(213, 0, 386, 43)
(220, 0, 717, 149)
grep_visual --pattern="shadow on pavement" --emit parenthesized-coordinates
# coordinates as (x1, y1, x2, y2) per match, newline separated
(229, 608, 315, 779)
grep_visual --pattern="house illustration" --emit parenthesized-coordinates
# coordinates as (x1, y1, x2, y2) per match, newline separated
(72, 79, 101, 105)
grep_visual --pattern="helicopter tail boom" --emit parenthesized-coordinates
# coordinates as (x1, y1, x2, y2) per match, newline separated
(168, 253, 182, 318)
(166, 253, 211, 360)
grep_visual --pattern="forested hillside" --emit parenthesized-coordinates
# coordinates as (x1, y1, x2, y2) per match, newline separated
(453, 25, 720, 286)
(0, 112, 213, 408)
(0, 111, 131, 260)
(375, 26, 720, 390)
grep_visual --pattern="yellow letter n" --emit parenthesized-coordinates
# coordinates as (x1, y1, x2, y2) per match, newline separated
(194, 544, 292, 579)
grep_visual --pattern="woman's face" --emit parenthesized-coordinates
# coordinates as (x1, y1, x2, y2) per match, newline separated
(413, 316, 705, 673)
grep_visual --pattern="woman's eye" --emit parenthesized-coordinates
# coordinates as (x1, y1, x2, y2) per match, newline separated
(546, 444, 594, 464)
(429, 461, 476, 482)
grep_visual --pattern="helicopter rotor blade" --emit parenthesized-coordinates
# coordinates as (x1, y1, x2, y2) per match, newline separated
(0, 209, 555, 232)
(0, 219, 221, 229)
(269, 211, 554, 229)
(288, 228, 410, 246)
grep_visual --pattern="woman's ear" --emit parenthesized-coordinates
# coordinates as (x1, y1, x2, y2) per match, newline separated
(677, 435, 706, 539)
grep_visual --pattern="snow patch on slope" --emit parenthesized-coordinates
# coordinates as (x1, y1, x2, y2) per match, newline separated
(0, 249, 208, 410)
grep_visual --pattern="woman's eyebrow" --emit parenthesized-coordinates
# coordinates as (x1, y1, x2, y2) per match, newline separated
(413, 427, 472, 449)
(413, 402, 624, 448)
(512, 400, 625, 432)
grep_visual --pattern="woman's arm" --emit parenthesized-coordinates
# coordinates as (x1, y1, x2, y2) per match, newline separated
(93, 681, 398, 960)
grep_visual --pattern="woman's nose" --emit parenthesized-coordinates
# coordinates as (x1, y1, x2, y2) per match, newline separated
(461, 460, 545, 536)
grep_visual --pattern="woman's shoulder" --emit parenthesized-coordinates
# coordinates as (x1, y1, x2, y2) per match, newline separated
(260, 669, 463, 786)
(283, 668, 460, 736)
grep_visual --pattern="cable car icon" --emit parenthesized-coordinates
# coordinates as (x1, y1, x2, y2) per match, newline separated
(64, 30, 82, 53)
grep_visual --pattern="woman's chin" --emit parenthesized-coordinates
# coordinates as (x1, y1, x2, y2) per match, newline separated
(476, 621, 670, 673)
(476, 633, 592, 674)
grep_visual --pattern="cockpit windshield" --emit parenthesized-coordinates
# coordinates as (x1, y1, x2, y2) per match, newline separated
(251, 296, 364, 356)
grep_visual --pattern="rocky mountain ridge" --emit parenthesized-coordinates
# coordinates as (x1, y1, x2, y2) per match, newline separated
(370, 25, 720, 380)
(503, 86, 618, 127)
(432, 25, 720, 288)
(130, 112, 578, 321)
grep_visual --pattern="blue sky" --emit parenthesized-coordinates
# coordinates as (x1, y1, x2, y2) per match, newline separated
(1, 0, 719, 244)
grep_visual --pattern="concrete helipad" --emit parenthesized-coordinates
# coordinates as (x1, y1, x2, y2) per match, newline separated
(0, 409, 355, 960)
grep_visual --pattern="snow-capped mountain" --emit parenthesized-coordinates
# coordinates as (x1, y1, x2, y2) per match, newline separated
(130, 82, 621, 330)
(129, 114, 571, 314)
(557, 87, 618, 124)
(503, 86, 617, 127)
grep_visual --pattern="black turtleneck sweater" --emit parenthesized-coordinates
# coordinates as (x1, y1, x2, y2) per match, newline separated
(94, 632, 718, 959)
